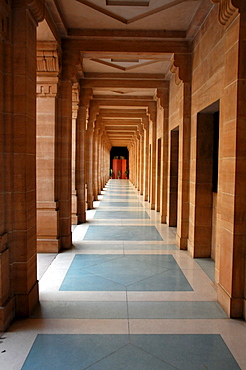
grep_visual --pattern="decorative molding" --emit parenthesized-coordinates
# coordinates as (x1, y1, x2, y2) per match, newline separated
(210, 0, 239, 26)
(36, 77, 59, 97)
(27, 0, 45, 23)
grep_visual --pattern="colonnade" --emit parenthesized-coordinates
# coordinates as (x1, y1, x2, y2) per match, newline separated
(0, 0, 246, 332)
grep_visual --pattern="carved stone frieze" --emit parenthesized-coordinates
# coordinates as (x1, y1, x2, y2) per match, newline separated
(210, 0, 239, 26)
(37, 49, 60, 73)
(72, 83, 80, 119)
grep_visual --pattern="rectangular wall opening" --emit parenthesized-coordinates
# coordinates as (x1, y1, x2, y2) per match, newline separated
(196, 100, 220, 261)
(168, 127, 179, 227)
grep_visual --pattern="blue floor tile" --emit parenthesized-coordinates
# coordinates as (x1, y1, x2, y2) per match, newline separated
(94, 211, 150, 219)
(127, 268, 193, 291)
(22, 334, 129, 370)
(88, 344, 174, 370)
(83, 225, 163, 241)
(130, 334, 240, 370)
(22, 334, 240, 370)
(59, 254, 192, 292)
(60, 271, 126, 291)
(103, 193, 138, 200)
(99, 201, 143, 207)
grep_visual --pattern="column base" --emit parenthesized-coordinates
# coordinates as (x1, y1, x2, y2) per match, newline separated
(161, 214, 166, 224)
(176, 233, 187, 250)
(218, 283, 244, 319)
(37, 238, 61, 253)
(78, 213, 86, 224)
(0, 297, 15, 331)
(37, 204, 60, 252)
(72, 215, 78, 225)
(61, 234, 72, 250)
(15, 281, 39, 318)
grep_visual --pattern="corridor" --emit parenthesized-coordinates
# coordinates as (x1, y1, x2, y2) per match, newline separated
(1, 180, 246, 369)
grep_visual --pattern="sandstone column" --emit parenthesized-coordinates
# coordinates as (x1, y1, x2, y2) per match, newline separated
(71, 83, 79, 225)
(143, 116, 149, 201)
(0, 0, 14, 331)
(148, 104, 157, 210)
(169, 55, 191, 250)
(11, 0, 45, 319)
(76, 88, 92, 223)
(86, 101, 98, 209)
(36, 42, 61, 252)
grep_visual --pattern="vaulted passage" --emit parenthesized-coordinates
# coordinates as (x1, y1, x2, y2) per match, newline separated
(0, 0, 246, 367)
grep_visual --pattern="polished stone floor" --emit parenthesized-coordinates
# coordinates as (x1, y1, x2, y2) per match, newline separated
(1, 180, 245, 369)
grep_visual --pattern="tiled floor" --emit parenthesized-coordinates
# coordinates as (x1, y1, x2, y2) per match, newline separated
(1, 180, 246, 369)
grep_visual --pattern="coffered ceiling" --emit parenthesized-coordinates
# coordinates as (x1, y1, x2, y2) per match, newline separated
(38, 0, 211, 147)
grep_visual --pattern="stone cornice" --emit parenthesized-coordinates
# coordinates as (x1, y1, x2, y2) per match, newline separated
(211, 0, 239, 26)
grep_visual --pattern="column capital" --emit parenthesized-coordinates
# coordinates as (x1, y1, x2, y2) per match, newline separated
(87, 100, 99, 130)
(36, 42, 61, 97)
(79, 88, 93, 108)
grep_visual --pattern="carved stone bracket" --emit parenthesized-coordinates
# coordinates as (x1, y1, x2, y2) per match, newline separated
(27, 0, 45, 23)
(211, 0, 239, 26)
(170, 56, 183, 86)
(147, 104, 157, 125)
(156, 88, 168, 110)
(169, 54, 191, 85)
